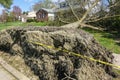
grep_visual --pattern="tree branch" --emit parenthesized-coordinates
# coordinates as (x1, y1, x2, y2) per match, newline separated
(87, 14, 120, 22)
(65, 0, 79, 21)
(79, 0, 99, 23)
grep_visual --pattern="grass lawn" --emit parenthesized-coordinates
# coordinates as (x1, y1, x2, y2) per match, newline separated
(0, 21, 47, 30)
(83, 28, 120, 54)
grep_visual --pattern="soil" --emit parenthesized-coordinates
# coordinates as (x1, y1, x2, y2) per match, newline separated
(0, 26, 119, 80)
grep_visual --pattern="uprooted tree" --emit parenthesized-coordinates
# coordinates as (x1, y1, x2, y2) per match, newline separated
(0, 0, 120, 80)
(56, 0, 120, 31)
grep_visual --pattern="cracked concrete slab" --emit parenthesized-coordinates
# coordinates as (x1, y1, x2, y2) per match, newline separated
(0, 57, 30, 80)
(0, 65, 17, 80)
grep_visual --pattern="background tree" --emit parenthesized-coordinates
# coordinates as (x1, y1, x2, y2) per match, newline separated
(32, 0, 56, 11)
(12, 6, 22, 21)
(23, 11, 28, 15)
(0, 0, 13, 22)
(1, 9, 8, 22)
(7, 11, 16, 22)
(0, 0, 13, 8)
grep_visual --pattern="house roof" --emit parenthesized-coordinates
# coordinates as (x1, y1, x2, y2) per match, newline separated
(27, 11, 36, 18)
(37, 8, 55, 13)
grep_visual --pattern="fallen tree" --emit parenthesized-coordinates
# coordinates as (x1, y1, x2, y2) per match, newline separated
(57, 0, 120, 31)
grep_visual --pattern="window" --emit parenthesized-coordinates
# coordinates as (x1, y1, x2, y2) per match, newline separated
(43, 13, 45, 18)
(39, 14, 41, 18)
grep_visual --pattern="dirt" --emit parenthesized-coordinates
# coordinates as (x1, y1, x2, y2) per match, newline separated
(0, 26, 119, 80)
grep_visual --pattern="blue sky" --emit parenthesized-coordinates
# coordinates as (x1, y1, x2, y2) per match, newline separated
(0, 0, 108, 14)
(11, 0, 59, 12)
(11, 0, 40, 12)
(0, 0, 40, 14)
(10, 0, 103, 11)
(0, 0, 59, 14)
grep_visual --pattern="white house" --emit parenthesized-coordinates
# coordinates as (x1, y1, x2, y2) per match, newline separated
(27, 11, 36, 19)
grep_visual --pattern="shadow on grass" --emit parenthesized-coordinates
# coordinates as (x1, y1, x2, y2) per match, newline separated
(116, 42, 120, 46)
(82, 27, 120, 45)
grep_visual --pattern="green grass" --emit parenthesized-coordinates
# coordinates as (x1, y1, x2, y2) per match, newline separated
(83, 28, 120, 54)
(0, 21, 47, 30)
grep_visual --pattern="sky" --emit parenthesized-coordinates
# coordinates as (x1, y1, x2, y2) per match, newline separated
(11, 0, 42, 12)
(0, 0, 108, 14)
(0, 0, 59, 14)
(11, 0, 60, 11)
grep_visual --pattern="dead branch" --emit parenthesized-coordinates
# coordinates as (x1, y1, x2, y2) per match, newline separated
(58, 15, 71, 24)
(80, 23, 104, 31)
(65, 0, 79, 21)
(60, 0, 119, 31)
(86, 1, 120, 22)
(79, 0, 99, 23)
(62, 73, 76, 80)
(87, 14, 120, 22)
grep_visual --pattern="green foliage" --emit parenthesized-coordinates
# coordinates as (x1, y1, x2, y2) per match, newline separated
(0, 0, 13, 8)
(23, 11, 28, 15)
(32, 0, 55, 11)
(27, 19, 35, 22)
(6, 16, 13, 22)
(83, 27, 120, 54)
(97, 17, 120, 32)
(26, 19, 38, 22)
(98, 0, 120, 32)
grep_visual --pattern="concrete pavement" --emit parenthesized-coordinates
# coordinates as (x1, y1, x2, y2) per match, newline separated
(113, 54, 120, 66)
(0, 57, 30, 80)
(0, 65, 17, 80)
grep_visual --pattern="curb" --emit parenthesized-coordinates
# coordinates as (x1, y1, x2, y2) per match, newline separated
(0, 57, 30, 80)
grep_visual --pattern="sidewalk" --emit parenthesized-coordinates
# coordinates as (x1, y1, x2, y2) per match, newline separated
(113, 54, 120, 66)
(0, 65, 17, 80)
(0, 57, 30, 80)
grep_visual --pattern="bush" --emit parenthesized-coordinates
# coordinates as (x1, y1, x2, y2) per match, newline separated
(89, 16, 120, 32)
(27, 18, 37, 22)
(101, 17, 120, 31)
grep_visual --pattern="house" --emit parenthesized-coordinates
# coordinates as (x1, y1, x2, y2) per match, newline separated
(21, 15, 27, 22)
(36, 8, 55, 21)
(27, 11, 36, 19)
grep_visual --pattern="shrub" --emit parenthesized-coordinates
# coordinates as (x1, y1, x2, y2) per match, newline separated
(89, 16, 120, 32)
(101, 17, 120, 31)
(27, 18, 36, 22)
